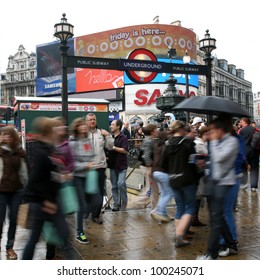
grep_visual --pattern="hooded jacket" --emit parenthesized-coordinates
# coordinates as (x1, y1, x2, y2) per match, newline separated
(161, 136, 198, 188)
(24, 141, 61, 204)
(0, 145, 28, 192)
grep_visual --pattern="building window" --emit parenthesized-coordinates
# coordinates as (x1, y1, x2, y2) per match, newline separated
(19, 86, 26, 96)
(20, 73, 25, 81)
(10, 74, 14, 82)
(30, 71, 35, 79)
(30, 85, 34, 94)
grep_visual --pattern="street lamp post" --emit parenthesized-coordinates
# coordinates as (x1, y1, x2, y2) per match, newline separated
(156, 47, 185, 121)
(54, 13, 74, 125)
(183, 50, 191, 123)
(199, 30, 216, 97)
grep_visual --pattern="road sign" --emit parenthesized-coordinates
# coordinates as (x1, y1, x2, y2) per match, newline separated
(67, 49, 209, 84)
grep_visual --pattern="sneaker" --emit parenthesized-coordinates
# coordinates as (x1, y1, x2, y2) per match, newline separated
(6, 248, 18, 260)
(151, 211, 170, 222)
(76, 233, 89, 244)
(240, 183, 250, 190)
(196, 254, 215, 260)
(251, 188, 257, 192)
(218, 247, 238, 257)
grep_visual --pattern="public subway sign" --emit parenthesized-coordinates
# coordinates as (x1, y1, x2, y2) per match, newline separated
(67, 52, 208, 84)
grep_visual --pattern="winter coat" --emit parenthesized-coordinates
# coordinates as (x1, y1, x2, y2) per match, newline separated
(0, 145, 28, 192)
(87, 128, 114, 169)
(152, 131, 168, 173)
(24, 141, 61, 204)
(161, 136, 198, 188)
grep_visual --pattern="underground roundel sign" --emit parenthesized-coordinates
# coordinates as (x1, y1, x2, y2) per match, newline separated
(126, 48, 158, 83)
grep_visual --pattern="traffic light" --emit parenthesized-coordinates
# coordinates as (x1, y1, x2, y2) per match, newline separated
(6, 107, 11, 121)
(2, 107, 11, 121)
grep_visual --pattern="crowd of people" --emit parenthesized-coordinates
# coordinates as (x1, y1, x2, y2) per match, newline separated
(138, 115, 259, 259)
(0, 113, 259, 260)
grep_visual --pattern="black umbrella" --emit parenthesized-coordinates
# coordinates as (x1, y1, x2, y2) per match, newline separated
(173, 96, 251, 118)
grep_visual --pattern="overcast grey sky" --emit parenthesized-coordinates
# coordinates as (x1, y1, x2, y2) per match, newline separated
(1, 0, 259, 92)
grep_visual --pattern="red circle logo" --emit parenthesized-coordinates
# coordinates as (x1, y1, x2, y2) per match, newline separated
(126, 48, 158, 83)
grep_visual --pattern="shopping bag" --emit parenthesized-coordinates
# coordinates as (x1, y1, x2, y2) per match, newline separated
(85, 169, 98, 194)
(59, 182, 79, 214)
(42, 221, 64, 246)
(17, 203, 32, 229)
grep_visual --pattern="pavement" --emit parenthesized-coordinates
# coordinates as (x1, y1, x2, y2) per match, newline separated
(1, 169, 260, 260)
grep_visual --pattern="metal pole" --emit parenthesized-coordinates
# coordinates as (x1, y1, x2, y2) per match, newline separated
(205, 54, 213, 123)
(185, 73, 190, 123)
(60, 42, 69, 125)
(205, 55, 213, 97)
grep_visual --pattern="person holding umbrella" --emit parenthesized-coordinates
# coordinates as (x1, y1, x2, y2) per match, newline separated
(197, 117, 239, 260)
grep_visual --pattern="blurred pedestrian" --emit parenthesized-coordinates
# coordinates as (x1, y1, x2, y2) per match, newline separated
(69, 118, 96, 243)
(192, 126, 210, 227)
(22, 117, 73, 260)
(140, 124, 160, 211)
(151, 130, 174, 222)
(238, 117, 258, 191)
(0, 126, 28, 260)
(197, 118, 239, 260)
(122, 122, 131, 139)
(85, 113, 114, 223)
(109, 119, 129, 211)
(45, 117, 75, 260)
(161, 120, 198, 248)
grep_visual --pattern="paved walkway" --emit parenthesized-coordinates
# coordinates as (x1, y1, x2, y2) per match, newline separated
(1, 185, 260, 260)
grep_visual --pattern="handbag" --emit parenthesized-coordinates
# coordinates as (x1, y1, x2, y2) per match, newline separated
(85, 169, 98, 194)
(42, 221, 64, 246)
(17, 203, 32, 229)
(59, 182, 79, 214)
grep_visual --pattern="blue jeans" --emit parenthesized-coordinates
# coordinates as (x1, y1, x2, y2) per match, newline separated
(207, 184, 236, 259)
(171, 184, 197, 219)
(110, 169, 127, 209)
(223, 180, 240, 241)
(0, 190, 23, 249)
(152, 171, 174, 216)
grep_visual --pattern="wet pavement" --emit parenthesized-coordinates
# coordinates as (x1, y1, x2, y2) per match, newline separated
(1, 184, 260, 261)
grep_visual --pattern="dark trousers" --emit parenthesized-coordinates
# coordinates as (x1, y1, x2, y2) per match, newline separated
(22, 202, 72, 260)
(0, 190, 23, 249)
(207, 184, 236, 259)
(249, 153, 259, 189)
(90, 168, 106, 218)
(74, 169, 106, 234)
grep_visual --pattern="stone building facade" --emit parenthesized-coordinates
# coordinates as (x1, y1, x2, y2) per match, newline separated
(0, 45, 36, 105)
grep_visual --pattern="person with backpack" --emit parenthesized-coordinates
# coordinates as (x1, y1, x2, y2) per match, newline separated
(150, 130, 174, 222)
(140, 124, 160, 211)
(161, 120, 199, 248)
(239, 117, 259, 192)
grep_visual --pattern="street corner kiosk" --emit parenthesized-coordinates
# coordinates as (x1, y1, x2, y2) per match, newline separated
(13, 96, 110, 137)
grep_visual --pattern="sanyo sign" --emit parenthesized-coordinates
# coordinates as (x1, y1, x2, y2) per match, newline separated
(125, 84, 197, 113)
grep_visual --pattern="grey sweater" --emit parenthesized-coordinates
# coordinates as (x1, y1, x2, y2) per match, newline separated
(209, 133, 239, 186)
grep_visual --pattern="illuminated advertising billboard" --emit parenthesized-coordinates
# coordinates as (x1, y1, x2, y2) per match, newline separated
(36, 24, 197, 97)
(75, 24, 196, 61)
